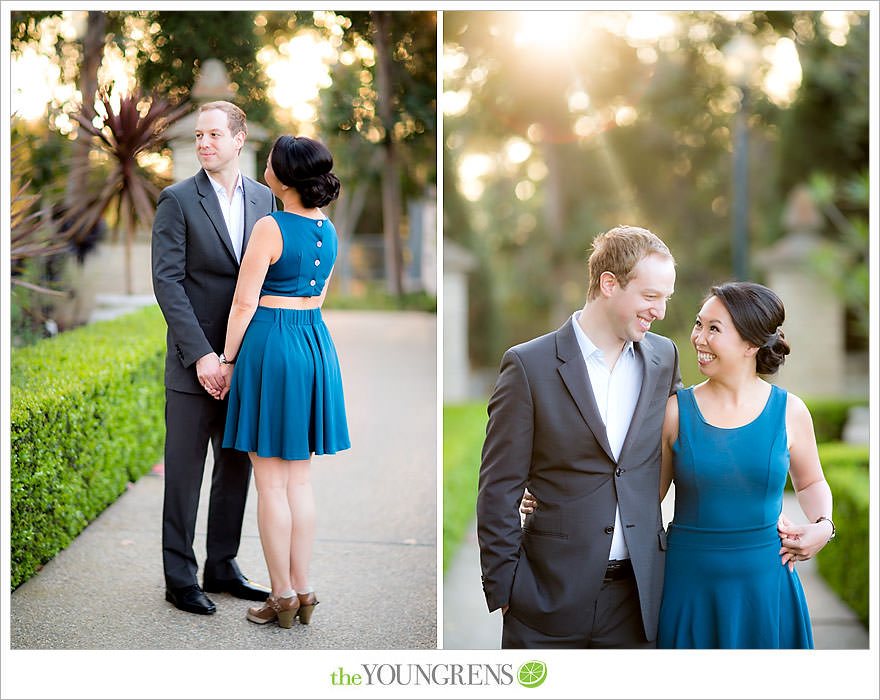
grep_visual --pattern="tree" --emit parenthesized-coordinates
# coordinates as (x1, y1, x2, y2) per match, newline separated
(69, 89, 189, 294)
(317, 11, 436, 296)
(444, 10, 869, 364)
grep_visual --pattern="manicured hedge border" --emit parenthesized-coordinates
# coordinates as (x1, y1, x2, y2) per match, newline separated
(814, 443, 869, 626)
(11, 305, 167, 589)
(805, 397, 868, 444)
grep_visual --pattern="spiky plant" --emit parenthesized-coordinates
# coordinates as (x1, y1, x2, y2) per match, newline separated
(10, 116, 70, 297)
(68, 88, 190, 294)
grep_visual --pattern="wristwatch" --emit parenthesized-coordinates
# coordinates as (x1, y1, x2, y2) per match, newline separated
(219, 353, 235, 365)
(815, 516, 835, 539)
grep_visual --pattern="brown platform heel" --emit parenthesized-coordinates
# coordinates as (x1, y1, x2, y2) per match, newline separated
(296, 592, 319, 625)
(274, 594, 301, 628)
(246, 597, 278, 625)
(246, 595, 300, 628)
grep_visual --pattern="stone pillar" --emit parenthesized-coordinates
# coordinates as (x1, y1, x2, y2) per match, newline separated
(443, 240, 476, 402)
(166, 58, 268, 183)
(759, 185, 844, 397)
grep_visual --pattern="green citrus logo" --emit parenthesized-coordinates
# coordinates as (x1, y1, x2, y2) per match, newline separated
(517, 660, 547, 688)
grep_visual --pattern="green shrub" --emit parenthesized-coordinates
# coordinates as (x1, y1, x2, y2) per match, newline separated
(804, 397, 867, 443)
(443, 401, 488, 572)
(11, 305, 167, 589)
(815, 462, 869, 626)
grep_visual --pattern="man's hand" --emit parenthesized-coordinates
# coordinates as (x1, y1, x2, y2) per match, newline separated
(520, 488, 537, 515)
(778, 513, 833, 572)
(196, 352, 226, 399)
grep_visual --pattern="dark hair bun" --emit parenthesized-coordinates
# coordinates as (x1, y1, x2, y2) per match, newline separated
(755, 329, 790, 375)
(296, 172, 340, 209)
(270, 135, 341, 208)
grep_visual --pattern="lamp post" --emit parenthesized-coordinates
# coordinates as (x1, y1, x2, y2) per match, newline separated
(723, 34, 760, 281)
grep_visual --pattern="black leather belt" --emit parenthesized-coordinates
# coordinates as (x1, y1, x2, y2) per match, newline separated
(603, 558, 633, 582)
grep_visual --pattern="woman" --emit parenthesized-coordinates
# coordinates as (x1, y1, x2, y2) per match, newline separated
(656, 281, 832, 648)
(521, 282, 833, 648)
(214, 135, 350, 628)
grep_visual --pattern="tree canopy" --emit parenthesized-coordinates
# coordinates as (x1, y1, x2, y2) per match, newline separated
(443, 10, 869, 366)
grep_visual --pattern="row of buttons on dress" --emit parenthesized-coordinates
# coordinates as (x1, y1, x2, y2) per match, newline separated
(310, 219, 324, 287)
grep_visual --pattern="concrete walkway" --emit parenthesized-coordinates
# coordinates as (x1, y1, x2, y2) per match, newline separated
(10, 310, 437, 651)
(444, 489, 868, 649)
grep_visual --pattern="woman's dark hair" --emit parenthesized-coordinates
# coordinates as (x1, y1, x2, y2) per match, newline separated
(270, 135, 340, 208)
(708, 281, 790, 375)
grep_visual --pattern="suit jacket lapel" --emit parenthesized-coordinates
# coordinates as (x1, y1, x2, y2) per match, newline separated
(195, 169, 237, 264)
(555, 319, 615, 463)
(241, 176, 264, 259)
(618, 336, 662, 462)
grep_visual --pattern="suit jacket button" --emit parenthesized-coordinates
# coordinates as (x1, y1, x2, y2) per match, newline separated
(615, 467, 623, 477)
(604, 526, 614, 534)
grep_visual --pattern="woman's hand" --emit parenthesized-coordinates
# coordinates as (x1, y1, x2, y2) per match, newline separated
(520, 488, 537, 515)
(778, 513, 833, 571)
(217, 363, 234, 400)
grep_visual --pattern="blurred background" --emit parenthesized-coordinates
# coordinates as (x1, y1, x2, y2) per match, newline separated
(443, 9, 868, 400)
(441, 9, 870, 648)
(10, 10, 437, 347)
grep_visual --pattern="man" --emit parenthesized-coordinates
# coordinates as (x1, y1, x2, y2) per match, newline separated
(477, 225, 681, 648)
(152, 101, 276, 615)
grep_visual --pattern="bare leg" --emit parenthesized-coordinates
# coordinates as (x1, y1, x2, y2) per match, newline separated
(287, 458, 315, 592)
(250, 453, 293, 597)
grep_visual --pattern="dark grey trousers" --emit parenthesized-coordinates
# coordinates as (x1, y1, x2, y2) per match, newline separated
(501, 575, 654, 648)
(162, 388, 252, 589)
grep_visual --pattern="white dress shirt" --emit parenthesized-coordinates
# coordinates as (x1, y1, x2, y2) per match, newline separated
(571, 311, 643, 561)
(206, 172, 245, 261)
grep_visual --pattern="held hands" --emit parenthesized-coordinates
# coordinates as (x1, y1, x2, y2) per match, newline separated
(196, 352, 230, 400)
(777, 513, 833, 572)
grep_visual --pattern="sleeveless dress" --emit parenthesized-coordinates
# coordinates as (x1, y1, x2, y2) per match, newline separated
(657, 385, 813, 648)
(222, 211, 350, 461)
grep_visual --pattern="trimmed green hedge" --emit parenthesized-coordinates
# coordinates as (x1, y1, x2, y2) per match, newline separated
(815, 450, 869, 626)
(11, 305, 167, 589)
(442, 401, 488, 572)
(804, 397, 867, 443)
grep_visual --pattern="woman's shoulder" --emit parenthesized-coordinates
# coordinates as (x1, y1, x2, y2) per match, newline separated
(784, 389, 810, 420)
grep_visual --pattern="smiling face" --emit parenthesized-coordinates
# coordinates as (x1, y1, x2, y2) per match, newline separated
(690, 295, 757, 376)
(195, 108, 245, 174)
(604, 253, 676, 343)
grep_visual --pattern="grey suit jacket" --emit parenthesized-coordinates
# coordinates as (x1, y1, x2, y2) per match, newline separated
(476, 319, 682, 640)
(151, 169, 276, 394)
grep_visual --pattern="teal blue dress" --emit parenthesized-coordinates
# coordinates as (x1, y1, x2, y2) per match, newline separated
(223, 212, 350, 461)
(657, 385, 813, 648)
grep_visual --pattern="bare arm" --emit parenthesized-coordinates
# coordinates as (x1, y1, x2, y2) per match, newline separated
(660, 394, 679, 500)
(778, 393, 833, 566)
(214, 216, 280, 399)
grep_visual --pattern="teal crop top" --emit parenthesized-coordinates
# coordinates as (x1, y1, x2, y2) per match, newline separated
(260, 211, 338, 297)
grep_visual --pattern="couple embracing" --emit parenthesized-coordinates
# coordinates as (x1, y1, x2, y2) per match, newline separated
(477, 225, 834, 649)
(152, 100, 349, 629)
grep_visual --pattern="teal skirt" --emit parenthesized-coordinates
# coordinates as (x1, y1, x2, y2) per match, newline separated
(657, 522, 813, 648)
(223, 306, 350, 460)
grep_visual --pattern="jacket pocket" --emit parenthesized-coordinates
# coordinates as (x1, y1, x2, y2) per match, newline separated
(522, 510, 568, 540)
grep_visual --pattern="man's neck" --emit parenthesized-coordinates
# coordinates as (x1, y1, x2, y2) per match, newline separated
(205, 167, 241, 199)
(577, 302, 627, 369)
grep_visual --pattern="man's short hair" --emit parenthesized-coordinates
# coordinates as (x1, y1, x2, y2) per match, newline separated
(198, 100, 247, 137)
(587, 225, 673, 300)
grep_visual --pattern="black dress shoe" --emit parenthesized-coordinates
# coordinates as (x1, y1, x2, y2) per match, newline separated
(203, 574, 270, 601)
(165, 584, 216, 615)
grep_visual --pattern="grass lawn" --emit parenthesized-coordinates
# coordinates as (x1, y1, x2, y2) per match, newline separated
(442, 400, 488, 572)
